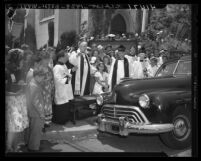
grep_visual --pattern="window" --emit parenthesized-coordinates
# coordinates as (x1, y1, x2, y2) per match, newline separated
(174, 61, 191, 75)
(40, 9, 54, 20)
(155, 62, 177, 77)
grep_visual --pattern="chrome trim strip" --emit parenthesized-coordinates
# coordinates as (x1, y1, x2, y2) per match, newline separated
(173, 60, 180, 75)
(103, 104, 150, 124)
(103, 108, 144, 123)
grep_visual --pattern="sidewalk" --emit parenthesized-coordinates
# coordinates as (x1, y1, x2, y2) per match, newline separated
(17, 116, 98, 152)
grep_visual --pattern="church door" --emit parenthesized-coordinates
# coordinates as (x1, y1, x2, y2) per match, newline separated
(110, 14, 127, 35)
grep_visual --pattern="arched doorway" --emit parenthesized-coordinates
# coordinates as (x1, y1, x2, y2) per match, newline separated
(110, 14, 127, 35)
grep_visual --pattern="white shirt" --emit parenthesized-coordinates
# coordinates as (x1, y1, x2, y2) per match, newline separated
(116, 60, 125, 84)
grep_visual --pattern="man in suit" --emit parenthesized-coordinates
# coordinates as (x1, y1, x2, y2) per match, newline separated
(25, 68, 45, 152)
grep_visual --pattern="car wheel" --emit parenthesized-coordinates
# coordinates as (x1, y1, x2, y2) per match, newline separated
(160, 107, 191, 150)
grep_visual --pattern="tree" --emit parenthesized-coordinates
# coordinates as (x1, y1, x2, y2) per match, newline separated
(146, 4, 191, 56)
(89, 9, 116, 36)
(56, 30, 78, 52)
(19, 23, 36, 52)
(5, 33, 14, 48)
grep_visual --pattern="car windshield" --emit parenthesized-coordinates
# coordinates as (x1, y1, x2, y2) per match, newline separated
(174, 60, 191, 75)
(155, 61, 177, 77)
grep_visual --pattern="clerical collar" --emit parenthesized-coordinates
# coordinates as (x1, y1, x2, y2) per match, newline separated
(57, 61, 65, 65)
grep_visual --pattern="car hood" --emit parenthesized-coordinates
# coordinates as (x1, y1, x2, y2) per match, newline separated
(113, 75, 191, 105)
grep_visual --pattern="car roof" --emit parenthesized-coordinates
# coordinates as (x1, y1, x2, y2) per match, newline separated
(163, 55, 191, 64)
(180, 55, 191, 61)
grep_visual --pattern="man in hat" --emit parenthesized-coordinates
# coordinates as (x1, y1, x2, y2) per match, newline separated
(69, 41, 91, 96)
(108, 45, 129, 91)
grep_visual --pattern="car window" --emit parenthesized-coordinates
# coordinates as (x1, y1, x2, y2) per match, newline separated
(174, 61, 191, 75)
(156, 62, 177, 77)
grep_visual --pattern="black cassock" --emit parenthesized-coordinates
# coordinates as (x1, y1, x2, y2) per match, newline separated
(70, 54, 91, 96)
(111, 57, 129, 90)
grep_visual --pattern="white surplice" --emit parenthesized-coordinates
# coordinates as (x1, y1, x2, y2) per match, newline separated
(125, 55, 144, 79)
(53, 64, 74, 105)
(69, 49, 89, 96)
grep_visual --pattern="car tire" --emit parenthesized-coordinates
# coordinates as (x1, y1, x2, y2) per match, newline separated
(160, 107, 191, 150)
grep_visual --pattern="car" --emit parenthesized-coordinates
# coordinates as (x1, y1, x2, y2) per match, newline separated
(96, 55, 192, 149)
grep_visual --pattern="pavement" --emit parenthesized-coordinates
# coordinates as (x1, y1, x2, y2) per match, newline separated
(10, 116, 191, 156)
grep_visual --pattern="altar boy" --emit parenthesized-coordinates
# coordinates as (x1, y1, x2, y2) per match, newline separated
(52, 50, 74, 125)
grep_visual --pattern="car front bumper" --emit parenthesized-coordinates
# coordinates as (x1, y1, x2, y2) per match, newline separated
(97, 114, 174, 136)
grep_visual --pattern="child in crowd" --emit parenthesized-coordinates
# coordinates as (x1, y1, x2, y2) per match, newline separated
(93, 62, 109, 94)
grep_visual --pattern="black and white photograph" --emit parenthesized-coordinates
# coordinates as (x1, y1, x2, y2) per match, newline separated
(4, 3, 198, 157)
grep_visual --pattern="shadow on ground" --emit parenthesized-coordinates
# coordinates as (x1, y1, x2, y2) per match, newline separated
(18, 140, 62, 152)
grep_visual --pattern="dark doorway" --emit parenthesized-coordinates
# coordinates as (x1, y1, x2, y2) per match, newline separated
(48, 21, 54, 47)
(110, 14, 127, 35)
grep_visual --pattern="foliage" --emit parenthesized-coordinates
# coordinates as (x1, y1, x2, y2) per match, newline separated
(89, 9, 115, 36)
(145, 4, 191, 56)
(12, 9, 26, 23)
(5, 33, 14, 48)
(79, 21, 89, 41)
(56, 30, 78, 52)
(20, 23, 36, 52)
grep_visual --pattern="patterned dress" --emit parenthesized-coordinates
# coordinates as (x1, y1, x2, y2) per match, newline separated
(6, 93, 29, 132)
(5, 69, 29, 132)
(40, 66, 55, 125)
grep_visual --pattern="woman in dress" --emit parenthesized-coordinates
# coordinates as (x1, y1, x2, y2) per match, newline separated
(6, 48, 29, 152)
(39, 51, 55, 127)
(92, 62, 109, 95)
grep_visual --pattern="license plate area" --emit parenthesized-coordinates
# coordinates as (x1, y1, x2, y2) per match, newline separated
(111, 124, 119, 132)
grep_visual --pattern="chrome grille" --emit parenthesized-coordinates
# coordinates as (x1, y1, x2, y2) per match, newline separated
(102, 105, 150, 124)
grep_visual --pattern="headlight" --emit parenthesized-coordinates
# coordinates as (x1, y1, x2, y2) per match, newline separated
(96, 95, 103, 106)
(139, 94, 150, 108)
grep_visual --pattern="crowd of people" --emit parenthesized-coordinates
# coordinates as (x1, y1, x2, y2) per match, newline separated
(5, 39, 170, 152)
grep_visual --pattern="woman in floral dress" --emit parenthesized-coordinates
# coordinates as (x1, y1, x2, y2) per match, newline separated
(92, 62, 109, 94)
(39, 51, 55, 127)
(5, 48, 29, 152)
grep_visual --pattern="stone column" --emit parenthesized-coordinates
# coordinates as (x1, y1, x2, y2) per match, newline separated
(54, 9, 59, 47)
(135, 9, 142, 34)
(141, 9, 147, 33)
